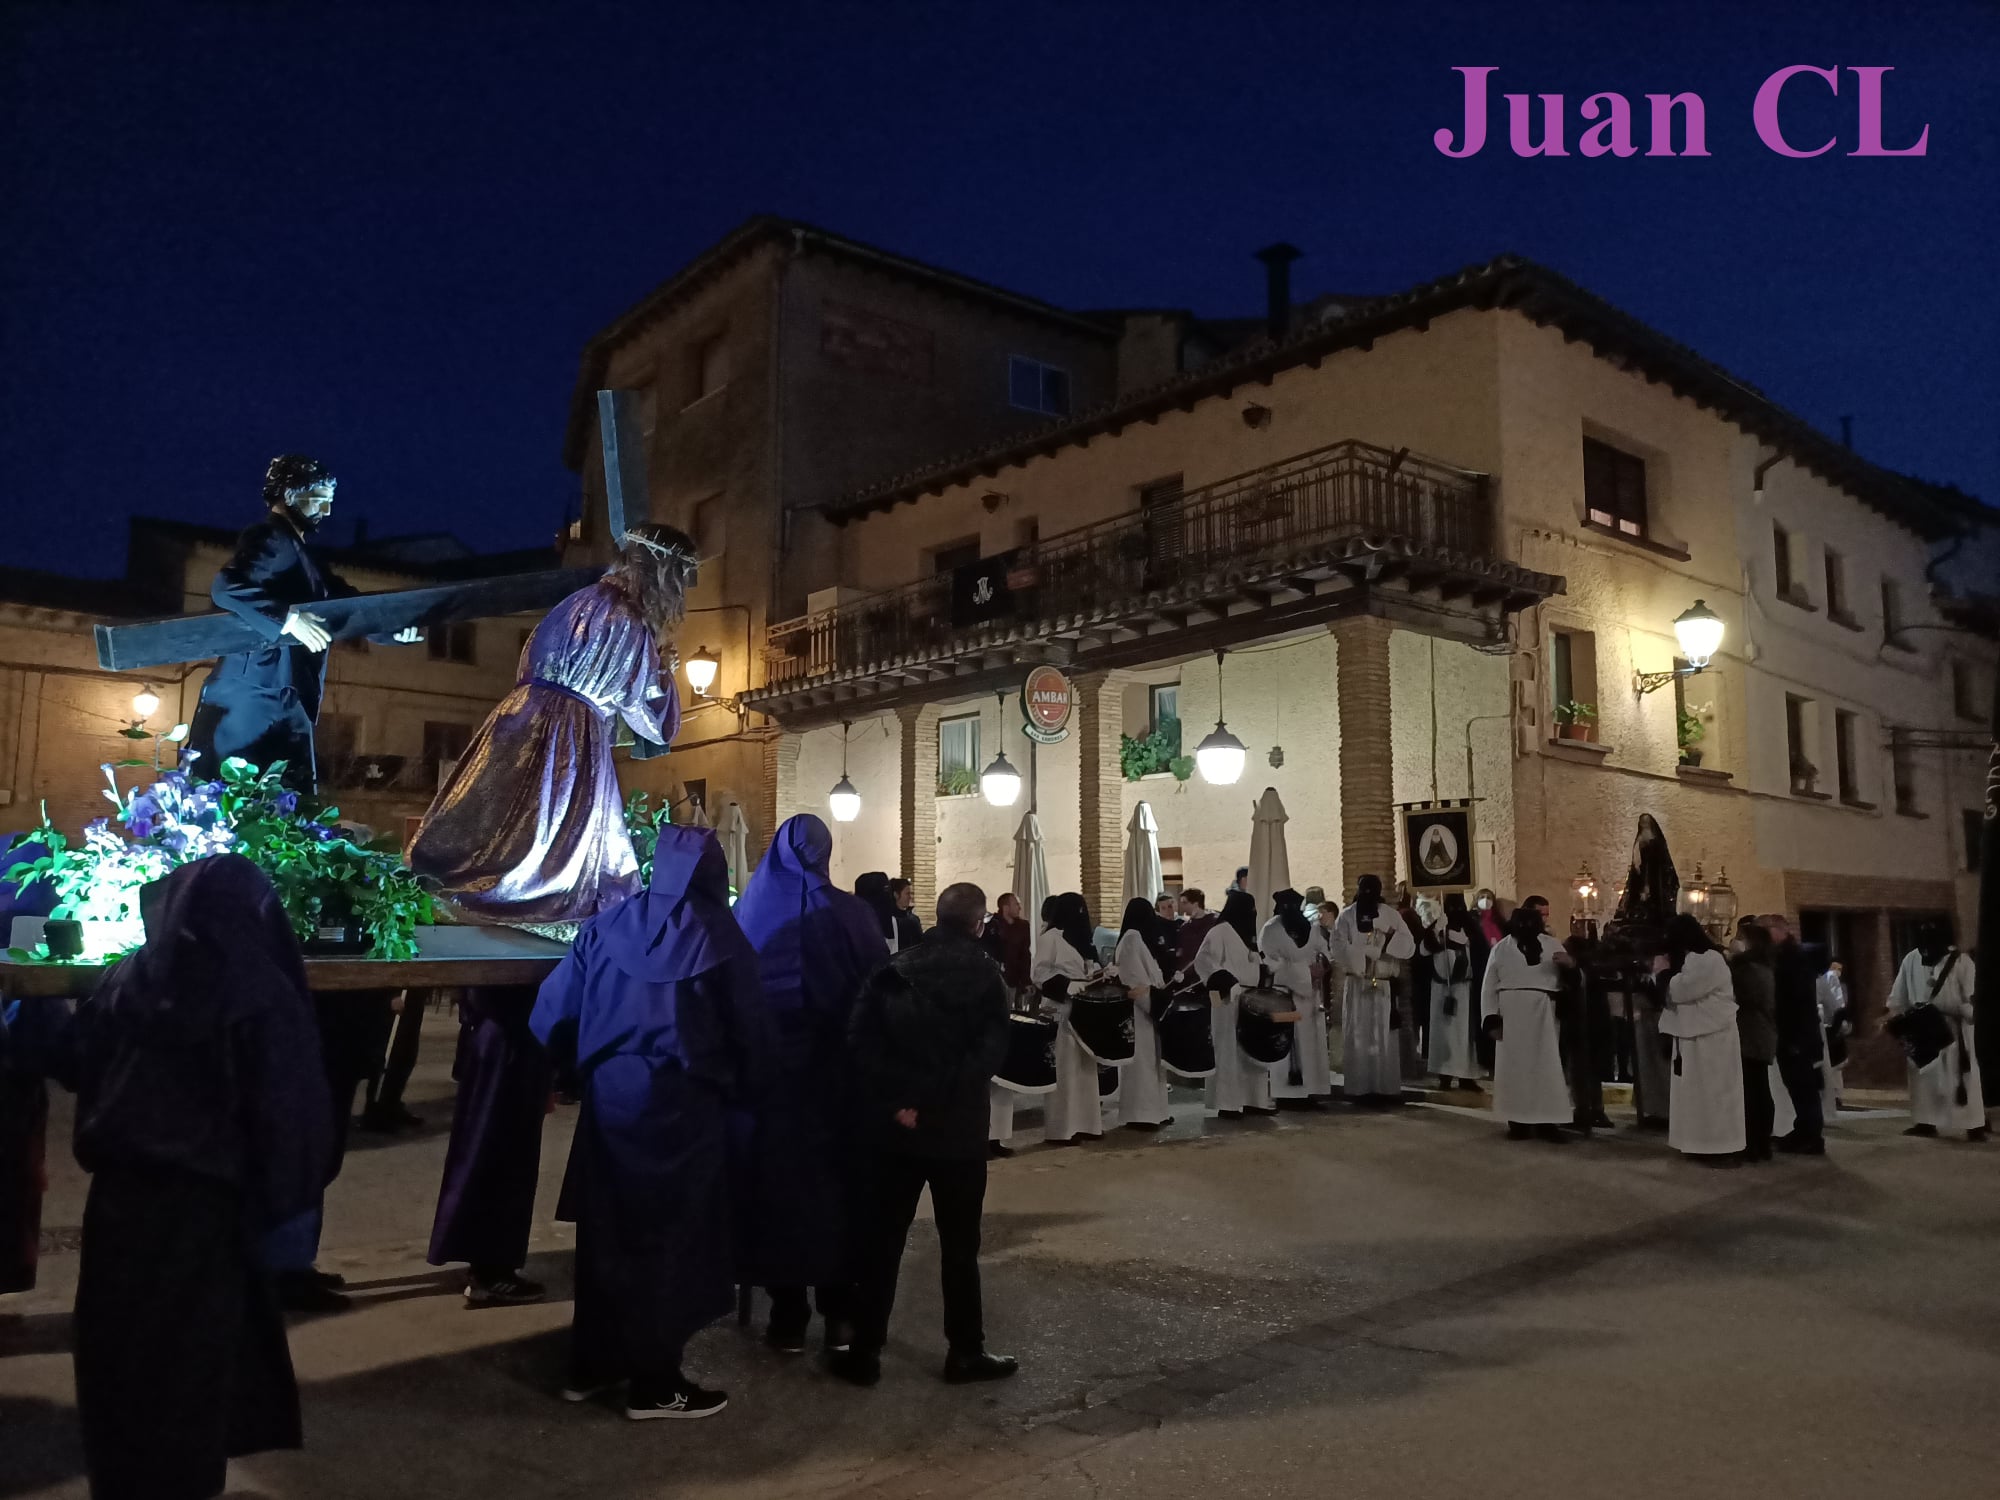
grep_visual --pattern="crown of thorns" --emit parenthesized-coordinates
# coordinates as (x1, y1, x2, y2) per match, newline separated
(620, 530, 703, 567)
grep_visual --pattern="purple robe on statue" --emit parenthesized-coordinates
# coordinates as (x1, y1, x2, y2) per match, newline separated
(426, 985, 551, 1273)
(530, 827, 773, 1384)
(729, 815, 889, 1288)
(408, 578, 682, 925)
(1, 836, 57, 1294)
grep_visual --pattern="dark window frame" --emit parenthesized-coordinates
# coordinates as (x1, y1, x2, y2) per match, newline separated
(1581, 437, 1648, 540)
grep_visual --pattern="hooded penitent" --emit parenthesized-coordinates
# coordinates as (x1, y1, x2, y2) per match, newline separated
(1615, 814, 1680, 926)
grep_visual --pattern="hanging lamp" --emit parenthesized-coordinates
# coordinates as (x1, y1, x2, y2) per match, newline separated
(1195, 649, 1248, 785)
(828, 720, 862, 823)
(979, 689, 1023, 806)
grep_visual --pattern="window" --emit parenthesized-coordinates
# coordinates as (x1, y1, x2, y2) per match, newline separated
(422, 721, 473, 782)
(1834, 710, 1861, 803)
(1952, 660, 1980, 722)
(427, 623, 477, 665)
(690, 332, 728, 402)
(1149, 683, 1179, 733)
(938, 714, 980, 795)
(1158, 845, 1184, 896)
(1966, 809, 1986, 873)
(930, 538, 980, 576)
(682, 777, 708, 815)
(1549, 627, 1598, 732)
(1581, 437, 1647, 538)
(1890, 727, 1918, 815)
(1008, 356, 1071, 417)
(1772, 523, 1797, 602)
(1881, 577, 1905, 646)
(1786, 695, 1817, 792)
(1824, 548, 1851, 623)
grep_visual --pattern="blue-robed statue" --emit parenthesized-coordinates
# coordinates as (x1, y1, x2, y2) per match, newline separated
(529, 825, 773, 1420)
(729, 814, 893, 1352)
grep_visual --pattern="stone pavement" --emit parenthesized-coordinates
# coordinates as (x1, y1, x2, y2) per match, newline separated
(3, 1031, 1996, 1500)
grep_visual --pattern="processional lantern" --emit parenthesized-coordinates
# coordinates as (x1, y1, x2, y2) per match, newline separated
(1705, 865, 1737, 938)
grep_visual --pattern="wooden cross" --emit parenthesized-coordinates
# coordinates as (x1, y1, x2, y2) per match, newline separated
(95, 390, 674, 758)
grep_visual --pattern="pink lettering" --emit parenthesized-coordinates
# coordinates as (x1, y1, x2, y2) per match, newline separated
(1754, 65, 1839, 157)
(1506, 92, 1568, 156)
(1434, 67, 1495, 157)
(1578, 93, 1635, 158)
(1848, 67, 1928, 156)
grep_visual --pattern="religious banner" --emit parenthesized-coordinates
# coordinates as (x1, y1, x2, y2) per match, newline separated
(1022, 665, 1074, 744)
(950, 548, 1020, 628)
(1401, 800, 1474, 890)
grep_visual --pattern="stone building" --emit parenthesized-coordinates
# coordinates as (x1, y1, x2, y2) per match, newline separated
(0, 517, 552, 841)
(730, 251, 1994, 1085)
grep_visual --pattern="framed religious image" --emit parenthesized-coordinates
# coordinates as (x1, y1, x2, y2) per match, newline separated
(1402, 802, 1473, 890)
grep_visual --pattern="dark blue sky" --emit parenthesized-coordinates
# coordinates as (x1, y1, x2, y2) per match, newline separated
(3, 0, 1994, 576)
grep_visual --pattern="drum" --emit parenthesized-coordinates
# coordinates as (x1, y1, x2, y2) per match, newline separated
(1155, 993, 1217, 1079)
(1097, 1065, 1121, 1099)
(993, 1011, 1059, 1094)
(1069, 979, 1136, 1065)
(1237, 984, 1300, 1065)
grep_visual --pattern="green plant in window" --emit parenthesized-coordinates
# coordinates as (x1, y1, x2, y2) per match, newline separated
(1119, 715, 1183, 779)
(1167, 755, 1195, 782)
(1553, 700, 1597, 727)
(937, 766, 978, 797)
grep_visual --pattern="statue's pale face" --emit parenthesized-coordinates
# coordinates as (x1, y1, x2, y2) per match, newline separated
(287, 481, 336, 522)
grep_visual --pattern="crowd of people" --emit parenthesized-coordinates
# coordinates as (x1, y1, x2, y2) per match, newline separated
(1, 819, 1987, 1500)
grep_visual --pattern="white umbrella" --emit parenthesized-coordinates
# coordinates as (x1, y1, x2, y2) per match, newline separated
(717, 800, 751, 899)
(1013, 810, 1050, 930)
(1123, 800, 1163, 907)
(1246, 786, 1291, 918)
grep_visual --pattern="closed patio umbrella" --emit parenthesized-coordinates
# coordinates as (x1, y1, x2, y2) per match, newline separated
(1123, 801, 1164, 906)
(1013, 810, 1050, 931)
(1246, 786, 1291, 917)
(717, 800, 751, 900)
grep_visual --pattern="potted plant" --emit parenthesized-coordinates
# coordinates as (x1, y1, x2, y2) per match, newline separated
(1790, 755, 1819, 795)
(1677, 707, 1706, 767)
(937, 766, 978, 797)
(1553, 700, 1598, 743)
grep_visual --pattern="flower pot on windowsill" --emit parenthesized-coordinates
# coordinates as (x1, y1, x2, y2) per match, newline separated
(1679, 748, 1703, 768)
(1557, 722, 1596, 742)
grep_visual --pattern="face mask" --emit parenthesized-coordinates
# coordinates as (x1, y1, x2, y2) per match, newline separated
(1477, 897, 1492, 910)
(1730, 939, 1748, 955)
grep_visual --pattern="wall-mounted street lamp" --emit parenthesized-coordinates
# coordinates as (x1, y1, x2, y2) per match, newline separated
(979, 690, 1022, 807)
(1195, 649, 1248, 785)
(828, 720, 861, 823)
(683, 646, 721, 697)
(1635, 599, 1726, 694)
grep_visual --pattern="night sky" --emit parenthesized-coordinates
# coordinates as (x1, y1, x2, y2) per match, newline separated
(3, 0, 1994, 578)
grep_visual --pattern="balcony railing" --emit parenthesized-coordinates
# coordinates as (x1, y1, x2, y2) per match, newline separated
(765, 439, 1493, 687)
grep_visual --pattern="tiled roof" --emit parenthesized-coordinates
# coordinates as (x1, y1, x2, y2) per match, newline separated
(823, 253, 1990, 542)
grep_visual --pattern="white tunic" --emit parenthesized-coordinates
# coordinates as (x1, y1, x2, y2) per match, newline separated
(1660, 949, 1746, 1155)
(1193, 921, 1271, 1113)
(1260, 916, 1331, 1099)
(1113, 929, 1174, 1127)
(1330, 903, 1415, 1099)
(1034, 927, 1109, 1141)
(1888, 948, 1985, 1133)
(1816, 971, 1847, 1117)
(1481, 935, 1571, 1125)
(1425, 923, 1481, 1081)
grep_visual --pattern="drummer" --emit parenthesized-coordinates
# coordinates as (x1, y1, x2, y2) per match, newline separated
(1113, 898, 1175, 1131)
(1033, 893, 1111, 1144)
(1261, 889, 1330, 1105)
(1191, 890, 1274, 1118)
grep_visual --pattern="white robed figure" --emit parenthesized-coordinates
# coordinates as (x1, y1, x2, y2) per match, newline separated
(1655, 915, 1746, 1158)
(1261, 889, 1330, 1100)
(1113, 898, 1175, 1129)
(1330, 876, 1415, 1103)
(1482, 904, 1572, 1133)
(1034, 893, 1111, 1143)
(1886, 932, 1986, 1140)
(1815, 963, 1848, 1120)
(1195, 891, 1273, 1116)
(1424, 891, 1483, 1088)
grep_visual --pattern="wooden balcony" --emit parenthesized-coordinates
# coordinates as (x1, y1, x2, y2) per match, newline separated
(748, 439, 1562, 724)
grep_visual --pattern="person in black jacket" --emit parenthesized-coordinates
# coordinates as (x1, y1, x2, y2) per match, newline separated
(832, 882, 1016, 1389)
(185, 454, 421, 794)
(1763, 914, 1827, 1155)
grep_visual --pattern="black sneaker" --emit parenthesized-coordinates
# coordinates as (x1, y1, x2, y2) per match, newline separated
(943, 1349, 1019, 1384)
(1968, 1126, 1989, 1143)
(562, 1374, 621, 1404)
(765, 1323, 808, 1356)
(1773, 1135, 1825, 1156)
(826, 1348, 881, 1387)
(989, 1141, 1014, 1159)
(466, 1272, 547, 1307)
(1533, 1125, 1571, 1144)
(275, 1272, 351, 1314)
(1904, 1123, 1939, 1138)
(625, 1380, 728, 1421)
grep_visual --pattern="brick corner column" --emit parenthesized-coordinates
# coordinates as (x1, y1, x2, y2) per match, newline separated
(895, 703, 943, 917)
(761, 728, 803, 863)
(1075, 670, 1131, 927)
(1330, 615, 1397, 898)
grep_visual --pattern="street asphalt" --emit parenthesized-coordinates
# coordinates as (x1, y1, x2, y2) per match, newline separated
(3, 1020, 1995, 1500)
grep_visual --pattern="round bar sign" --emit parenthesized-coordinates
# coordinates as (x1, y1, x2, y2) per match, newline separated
(1021, 665, 1074, 744)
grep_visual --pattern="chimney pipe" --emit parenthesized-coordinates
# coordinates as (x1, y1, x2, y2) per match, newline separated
(1839, 415, 1853, 449)
(1254, 243, 1303, 343)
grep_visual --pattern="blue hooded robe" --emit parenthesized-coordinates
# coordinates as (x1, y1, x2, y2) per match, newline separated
(729, 814, 890, 1288)
(530, 826, 772, 1381)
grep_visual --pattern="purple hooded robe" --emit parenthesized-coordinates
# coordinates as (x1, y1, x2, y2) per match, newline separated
(529, 827, 772, 1381)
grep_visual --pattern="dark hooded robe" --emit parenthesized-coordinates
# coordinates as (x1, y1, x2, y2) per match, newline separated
(69, 855, 333, 1500)
(853, 871, 900, 954)
(1614, 814, 1680, 928)
(1, 835, 57, 1294)
(729, 814, 889, 1289)
(529, 827, 773, 1384)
